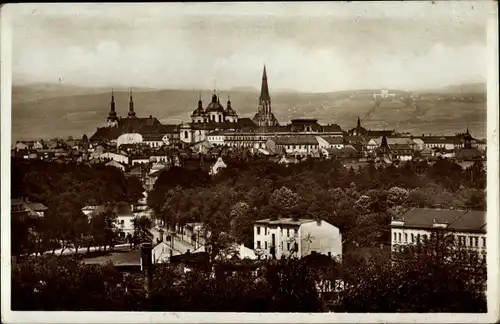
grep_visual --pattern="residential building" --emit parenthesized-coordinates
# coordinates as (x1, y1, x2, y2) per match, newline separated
(106, 160, 126, 171)
(253, 218, 342, 260)
(367, 137, 416, 152)
(390, 208, 486, 259)
(27, 202, 48, 217)
(209, 156, 227, 176)
(316, 136, 344, 150)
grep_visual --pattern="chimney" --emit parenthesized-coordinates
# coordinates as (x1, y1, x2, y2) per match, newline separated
(141, 243, 153, 298)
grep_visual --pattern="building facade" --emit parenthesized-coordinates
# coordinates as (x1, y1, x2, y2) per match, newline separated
(390, 208, 486, 259)
(253, 218, 342, 260)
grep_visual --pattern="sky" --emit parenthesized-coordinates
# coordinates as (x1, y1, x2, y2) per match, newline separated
(7, 2, 495, 93)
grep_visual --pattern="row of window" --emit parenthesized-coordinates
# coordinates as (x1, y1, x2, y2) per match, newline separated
(256, 227, 297, 237)
(392, 232, 486, 247)
(283, 144, 318, 150)
(255, 241, 295, 251)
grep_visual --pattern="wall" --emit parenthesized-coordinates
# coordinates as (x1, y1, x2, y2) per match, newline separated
(299, 221, 342, 259)
(391, 227, 487, 259)
(117, 215, 134, 235)
(117, 133, 143, 147)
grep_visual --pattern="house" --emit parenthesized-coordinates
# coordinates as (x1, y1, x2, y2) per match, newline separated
(253, 218, 342, 260)
(86, 202, 135, 237)
(277, 155, 299, 166)
(421, 136, 458, 150)
(273, 136, 320, 156)
(209, 156, 227, 175)
(390, 208, 486, 259)
(27, 202, 48, 217)
(106, 160, 126, 171)
(114, 202, 135, 237)
(367, 137, 416, 152)
(12, 142, 29, 151)
(411, 137, 425, 151)
(390, 144, 413, 161)
(131, 156, 150, 166)
(11, 199, 41, 218)
(316, 136, 344, 150)
(321, 145, 359, 159)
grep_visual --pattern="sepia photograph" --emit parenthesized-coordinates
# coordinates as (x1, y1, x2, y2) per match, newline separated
(1, 2, 499, 323)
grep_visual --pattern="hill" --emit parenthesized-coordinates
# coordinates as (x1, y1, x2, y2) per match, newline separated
(10, 84, 487, 142)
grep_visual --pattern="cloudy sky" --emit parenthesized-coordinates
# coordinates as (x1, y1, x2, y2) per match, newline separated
(8, 2, 494, 92)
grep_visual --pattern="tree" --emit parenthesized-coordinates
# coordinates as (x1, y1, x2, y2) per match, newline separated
(126, 176, 145, 204)
(341, 237, 487, 312)
(268, 186, 301, 219)
(132, 216, 153, 245)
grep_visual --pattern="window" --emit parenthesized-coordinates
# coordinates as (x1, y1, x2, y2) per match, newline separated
(417, 234, 420, 243)
(474, 237, 478, 247)
(404, 233, 408, 242)
(287, 242, 290, 251)
(482, 237, 486, 247)
(287, 229, 290, 237)
(257, 241, 261, 249)
(184, 131, 188, 139)
(120, 220, 124, 225)
(394, 232, 397, 241)
(469, 237, 473, 246)
(398, 233, 401, 242)
(257, 227, 261, 235)
(265, 241, 268, 249)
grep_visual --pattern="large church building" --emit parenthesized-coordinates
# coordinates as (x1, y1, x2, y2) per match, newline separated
(90, 65, 343, 151)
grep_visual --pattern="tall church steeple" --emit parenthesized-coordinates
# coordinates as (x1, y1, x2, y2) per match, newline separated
(106, 89, 119, 126)
(357, 116, 361, 128)
(252, 64, 279, 127)
(128, 88, 136, 118)
(259, 65, 271, 115)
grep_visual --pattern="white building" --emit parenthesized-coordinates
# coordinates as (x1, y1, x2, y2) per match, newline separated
(106, 160, 126, 171)
(316, 136, 344, 150)
(207, 131, 226, 146)
(253, 218, 342, 260)
(209, 157, 227, 176)
(390, 208, 486, 259)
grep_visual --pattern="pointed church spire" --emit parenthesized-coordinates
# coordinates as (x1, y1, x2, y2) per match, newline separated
(107, 89, 118, 123)
(260, 64, 270, 102)
(128, 88, 136, 118)
(357, 116, 361, 128)
(110, 89, 116, 112)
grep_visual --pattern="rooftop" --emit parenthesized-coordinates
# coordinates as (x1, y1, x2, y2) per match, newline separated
(255, 218, 315, 226)
(392, 208, 486, 233)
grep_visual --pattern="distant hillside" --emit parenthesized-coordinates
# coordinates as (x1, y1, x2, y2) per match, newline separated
(417, 82, 486, 95)
(11, 84, 486, 142)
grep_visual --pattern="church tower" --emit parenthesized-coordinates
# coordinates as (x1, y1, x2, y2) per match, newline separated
(252, 65, 279, 127)
(106, 89, 119, 127)
(128, 88, 136, 118)
(260, 65, 271, 115)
